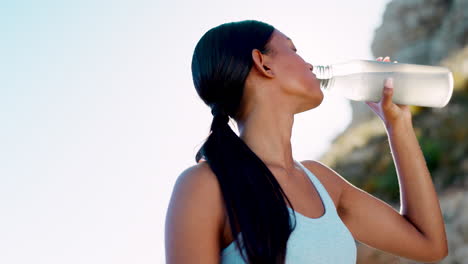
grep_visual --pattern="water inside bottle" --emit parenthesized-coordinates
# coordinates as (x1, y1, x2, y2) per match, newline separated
(321, 71, 453, 108)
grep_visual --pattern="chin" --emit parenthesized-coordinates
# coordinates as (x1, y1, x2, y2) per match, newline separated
(298, 93, 323, 113)
(310, 90, 324, 108)
(312, 96, 324, 108)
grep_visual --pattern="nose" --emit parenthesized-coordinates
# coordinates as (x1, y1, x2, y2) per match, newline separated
(306, 62, 313, 72)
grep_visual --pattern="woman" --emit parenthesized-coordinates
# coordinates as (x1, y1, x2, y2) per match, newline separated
(165, 20, 448, 263)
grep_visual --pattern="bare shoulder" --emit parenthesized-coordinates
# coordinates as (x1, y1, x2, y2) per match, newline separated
(171, 161, 222, 199)
(165, 161, 225, 264)
(299, 159, 351, 210)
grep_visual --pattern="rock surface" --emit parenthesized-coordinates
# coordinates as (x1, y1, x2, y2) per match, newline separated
(372, 0, 468, 65)
(348, 0, 468, 130)
(319, 0, 468, 262)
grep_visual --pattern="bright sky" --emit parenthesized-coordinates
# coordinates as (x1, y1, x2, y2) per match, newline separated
(0, 0, 391, 263)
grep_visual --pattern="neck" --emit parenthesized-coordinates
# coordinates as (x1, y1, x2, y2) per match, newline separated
(237, 104, 296, 170)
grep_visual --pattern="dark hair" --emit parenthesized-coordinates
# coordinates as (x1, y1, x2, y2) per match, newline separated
(191, 20, 297, 263)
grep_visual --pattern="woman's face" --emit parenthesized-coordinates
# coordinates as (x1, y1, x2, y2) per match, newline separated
(266, 29, 323, 109)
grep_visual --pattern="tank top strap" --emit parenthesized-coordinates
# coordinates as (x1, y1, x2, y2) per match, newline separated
(294, 160, 337, 211)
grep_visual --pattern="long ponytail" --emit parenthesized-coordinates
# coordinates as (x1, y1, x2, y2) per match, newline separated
(191, 20, 297, 263)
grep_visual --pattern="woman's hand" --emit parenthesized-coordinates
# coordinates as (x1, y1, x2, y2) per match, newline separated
(365, 56, 412, 129)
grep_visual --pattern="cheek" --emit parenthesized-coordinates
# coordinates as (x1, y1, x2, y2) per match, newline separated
(279, 61, 307, 86)
(275, 55, 318, 91)
(294, 65, 319, 91)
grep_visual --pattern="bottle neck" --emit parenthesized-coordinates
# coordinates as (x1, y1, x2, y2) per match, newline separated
(313, 65, 334, 90)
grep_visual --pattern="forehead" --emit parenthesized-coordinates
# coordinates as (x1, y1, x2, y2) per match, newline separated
(271, 30, 293, 45)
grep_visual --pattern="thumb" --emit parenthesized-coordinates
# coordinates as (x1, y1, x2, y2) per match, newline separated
(382, 77, 394, 108)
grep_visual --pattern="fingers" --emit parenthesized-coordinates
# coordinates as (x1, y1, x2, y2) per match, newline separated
(376, 56, 396, 62)
(384, 77, 393, 89)
(396, 104, 410, 111)
(382, 78, 394, 108)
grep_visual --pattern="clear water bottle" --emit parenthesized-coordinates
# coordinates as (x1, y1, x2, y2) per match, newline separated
(313, 60, 454, 108)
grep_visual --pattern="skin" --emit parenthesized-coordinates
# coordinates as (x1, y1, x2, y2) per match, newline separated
(165, 29, 449, 263)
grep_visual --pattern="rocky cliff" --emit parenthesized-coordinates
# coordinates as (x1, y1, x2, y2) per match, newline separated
(319, 0, 468, 263)
(348, 0, 468, 131)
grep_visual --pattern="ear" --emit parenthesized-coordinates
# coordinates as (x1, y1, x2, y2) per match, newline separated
(251, 49, 275, 78)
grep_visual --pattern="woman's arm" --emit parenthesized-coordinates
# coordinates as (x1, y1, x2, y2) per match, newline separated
(165, 163, 224, 263)
(305, 117, 448, 262)
(387, 117, 448, 256)
(324, 117, 448, 262)
(365, 57, 448, 258)
(309, 56, 447, 262)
